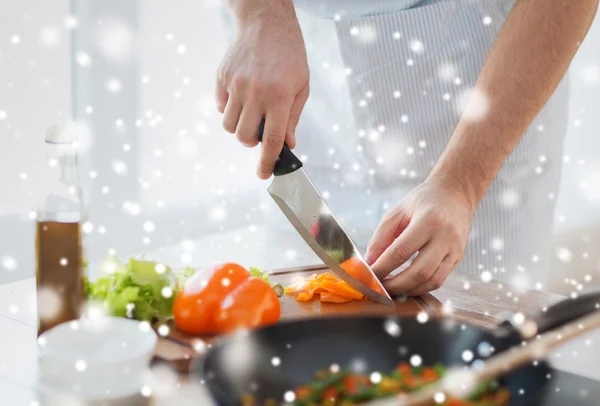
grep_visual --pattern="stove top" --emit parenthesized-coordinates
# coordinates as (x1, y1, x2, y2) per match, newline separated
(537, 369, 599, 405)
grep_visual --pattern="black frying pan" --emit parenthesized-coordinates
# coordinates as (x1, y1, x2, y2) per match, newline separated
(196, 291, 600, 406)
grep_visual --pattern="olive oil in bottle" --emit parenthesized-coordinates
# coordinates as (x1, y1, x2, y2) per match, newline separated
(36, 124, 84, 336)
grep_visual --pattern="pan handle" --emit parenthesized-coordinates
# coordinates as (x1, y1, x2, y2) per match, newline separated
(528, 290, 600, 336)
(257, 119, 303, 177)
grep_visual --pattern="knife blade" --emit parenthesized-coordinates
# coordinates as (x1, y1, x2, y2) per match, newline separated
(258, 120, 394, 306)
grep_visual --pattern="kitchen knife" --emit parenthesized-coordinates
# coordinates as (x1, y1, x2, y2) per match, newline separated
(258, 120, 394, 306)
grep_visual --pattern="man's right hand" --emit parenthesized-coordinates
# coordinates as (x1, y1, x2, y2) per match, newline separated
(217, 0, 310, 179)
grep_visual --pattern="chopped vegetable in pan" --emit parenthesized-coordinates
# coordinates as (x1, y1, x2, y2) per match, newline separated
(241, 362, 510, 406)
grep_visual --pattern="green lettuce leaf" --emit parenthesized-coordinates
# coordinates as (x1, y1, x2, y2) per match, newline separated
(84, 256, 177, 323)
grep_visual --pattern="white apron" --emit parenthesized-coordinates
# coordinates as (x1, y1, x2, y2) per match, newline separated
(221, 0, 570, 289)
(290, 0, 570, 289)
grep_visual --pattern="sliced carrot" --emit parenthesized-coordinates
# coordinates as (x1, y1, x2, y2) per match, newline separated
(297, 291, 314, 302)
(285, 280, 317, 296)
(318, 280, 364, 300)
(320, 292, 353, 303)
(340, 257, 385, 293)
(316, 272, 339, 282)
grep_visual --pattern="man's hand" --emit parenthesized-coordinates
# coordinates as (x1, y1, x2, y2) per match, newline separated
(217, 0, 309, 179)
(365, 178, 475, 297)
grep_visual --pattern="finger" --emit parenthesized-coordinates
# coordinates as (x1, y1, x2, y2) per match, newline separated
(404, 255, 455, 297)
(381, 240, 446, 295)
(236, 106, 262, 148)
(215, 76, 229, 114)
(365, 209, 410, 265)
(370, 220, 430, 279)
(257, 105, 292, 180)
(286, 85, 309, 149)
(222, 97, 242, 134)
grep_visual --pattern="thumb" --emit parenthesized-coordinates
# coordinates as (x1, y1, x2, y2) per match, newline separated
(285, 85, 309, 149)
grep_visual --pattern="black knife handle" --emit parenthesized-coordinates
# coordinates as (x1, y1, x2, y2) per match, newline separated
(258, 119, 303, 177)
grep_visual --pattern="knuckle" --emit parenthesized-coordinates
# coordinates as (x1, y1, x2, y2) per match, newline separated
(222, 120, 236, 134)
(430, 274, 446, 290)
(232, 75, 248, 92)
(247, 78, 263, 95)
(264, 131, 285, 147)
(267, 81, 290, 101)
(288, 113, 301, 128)
(257, 161, 274, 176)
(382, 207, 402, 223)
(391, 244, 412, 263)
(412, 267, 432, 284)
(217, 66, 227, 82)
(424, 207, 445, 228)
(447, 227, 462, 242)
(236, 131, 258, 147)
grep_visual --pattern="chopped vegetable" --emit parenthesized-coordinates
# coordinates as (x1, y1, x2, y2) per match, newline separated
(285, 271, 365, 304)
(242, 363, 511, 405)
(249, 266, 271, 284)
(83, 256, 177, 323)
(272, 283, 284, 297)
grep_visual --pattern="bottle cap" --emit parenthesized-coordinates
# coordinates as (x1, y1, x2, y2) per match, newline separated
(46, 122, 79, 144)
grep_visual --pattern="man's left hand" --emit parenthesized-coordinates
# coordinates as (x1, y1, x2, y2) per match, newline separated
(365, 178, 476, 297)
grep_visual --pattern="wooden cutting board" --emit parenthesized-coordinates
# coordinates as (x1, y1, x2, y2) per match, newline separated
(152, 264, 432, 373)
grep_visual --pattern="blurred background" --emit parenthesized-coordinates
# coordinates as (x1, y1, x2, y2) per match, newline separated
(0, 0, 599, 295)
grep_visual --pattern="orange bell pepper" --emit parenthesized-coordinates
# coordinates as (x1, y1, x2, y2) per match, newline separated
(318, 279, 364, 300)
(320, 292, 353, 303)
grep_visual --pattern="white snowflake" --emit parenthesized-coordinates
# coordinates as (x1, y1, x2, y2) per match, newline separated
(410, 39, 424, 53)
(410, 355, 422, 367)
(456, 87, 489, 122)
(82, 222, 94, 234)
(37, 287, 62, 322)
(0, 111, 7, 120)
(105, 78, 122, 93)
(556, 247, 573, 263)
(2, 256, 17, 271)
(437, 62, 457, 82)
(97, 20, 133, 63)
(417, 312, 429, 323)
(355, 25, 377, 44)
(481, 271, 493, 283)
(370, 372, 382, 384)
(482, 16, 492, 25)
(384, 319, 401, 337)
(75, 360, 87, 372)
(75, 52, 92, 67)
(64, 15, 79, 30)
(434, 392, 446, 404)
(580, 65, 600, 84)
(10, 35, 21, 45)
(461, 350, 474, 362)
(39, 26, 60, 48)
(157, 325, 170, 336)
(122, 201, 141, 216)
(491, 238, 504, 251)
(140, 385, 152, 397)
(284, 391, 296, 402)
